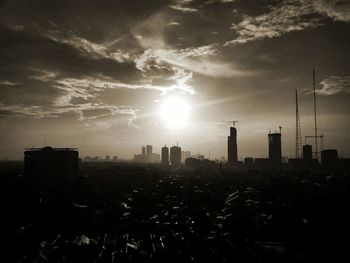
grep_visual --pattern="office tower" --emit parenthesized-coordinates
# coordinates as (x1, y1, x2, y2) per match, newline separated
(228, 126, 238, 164)
(24, 146, 79, 189)
(161, 146, 169, 165)
(146, 145, 152, 155)
(142, 146, 146, 155)
(268, 132, 282, 165)
(170, 145, 181, 165)
(303, 145, 312, 160)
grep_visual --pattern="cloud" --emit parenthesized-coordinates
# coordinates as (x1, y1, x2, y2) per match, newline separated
(48, 32, 131, 62)
(153, 47, 248, 77)
(205, 0, 235, 4)
(170, 0, 198, 12)
(314, 0, 350, 22)
(225, 0, 350, 46)
(0, 80, 17, 86)
(0, 100, 139, 128)
(173, 44, 219, 58)
(54, 75, 195, 104)
(168, 21, 180, 26)
(318, 76, 350, 95)
(225, 0, 323, 46)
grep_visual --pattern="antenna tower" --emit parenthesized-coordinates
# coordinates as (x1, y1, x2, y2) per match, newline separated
(295, 89, 302, 158)
(313, 68, 318, 159)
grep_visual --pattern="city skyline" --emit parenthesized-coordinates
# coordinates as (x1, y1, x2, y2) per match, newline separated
(1, 0, 350, 159)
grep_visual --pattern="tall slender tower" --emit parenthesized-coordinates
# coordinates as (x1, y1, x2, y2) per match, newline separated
(295, 89, 302, 158)
(228, 124, 238, 164)
(313, 68, 318, 159)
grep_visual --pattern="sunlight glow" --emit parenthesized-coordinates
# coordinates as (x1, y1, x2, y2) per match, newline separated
(159, 96, 190, 129)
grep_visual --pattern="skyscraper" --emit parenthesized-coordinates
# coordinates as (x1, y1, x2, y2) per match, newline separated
(268, 132, 282, 166)
(24, 146, 79, 190)
(146, 145, 152, 155)
(303, 145, 312, 160)
(161, 146, 169, 165)
(170, 145, 181, 165)
(228, 126, 238, 164)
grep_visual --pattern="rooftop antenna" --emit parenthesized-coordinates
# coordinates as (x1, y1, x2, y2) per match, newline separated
(279, 126, 283, 134)
(313, 68, 318, 159)
(295, 89, 302, 158)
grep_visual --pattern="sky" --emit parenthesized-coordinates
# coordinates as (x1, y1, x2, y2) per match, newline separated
(0, 0, 350, 160)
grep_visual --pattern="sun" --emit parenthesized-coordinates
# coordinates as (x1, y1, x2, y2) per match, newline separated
(159, 96, 190, 129)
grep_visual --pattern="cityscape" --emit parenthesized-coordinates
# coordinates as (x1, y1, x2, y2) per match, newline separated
(1, 1, 350, 263)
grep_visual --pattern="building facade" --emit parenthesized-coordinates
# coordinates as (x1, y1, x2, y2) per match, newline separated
(161, 146, 169, 165)
(170, 146, 181, 165)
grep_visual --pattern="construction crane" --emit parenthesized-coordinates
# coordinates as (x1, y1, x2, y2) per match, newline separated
(305, 68, 324, 160)
(222, 120, 239, 127)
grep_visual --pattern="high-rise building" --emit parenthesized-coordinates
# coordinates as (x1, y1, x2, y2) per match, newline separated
(303, 145, 312, 160)
(161, 146, 169, 165)
(268, 132, 282, 165)
(24, 146, 79, 189)
(228, 126, 238, 164)
(170, 145, 181, 165)
(146, 145, 152, 155)
(134, 145, 160, 163)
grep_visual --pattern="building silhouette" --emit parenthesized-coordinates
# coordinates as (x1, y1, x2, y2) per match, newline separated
(228, 126, 238, 164)
(321, 149, 338, 169)
(134, 145, 160, 163)
(161, 146, 169, 165)
(181, 151, 191, 163)
(170, 145, 181, 165)
(146, 145, 152, 155)
(303, 145, 313, 160)
(244, 157, 254, 166)
(268, 132, 282, 166)
(24, 146, 79, 189)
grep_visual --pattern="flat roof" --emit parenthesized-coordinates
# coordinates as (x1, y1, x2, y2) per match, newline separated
(24, 147, 78, 151)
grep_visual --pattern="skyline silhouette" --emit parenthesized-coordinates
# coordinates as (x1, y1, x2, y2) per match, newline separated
(1, 2, 350, 262)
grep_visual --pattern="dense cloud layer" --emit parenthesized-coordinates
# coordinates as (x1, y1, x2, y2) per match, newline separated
(0, 0, 349, 159)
